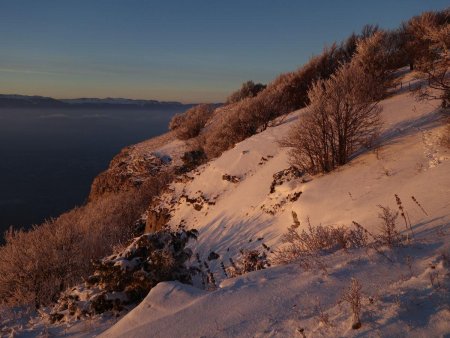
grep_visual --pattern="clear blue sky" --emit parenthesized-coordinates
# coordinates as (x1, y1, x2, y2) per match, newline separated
(0, 1, 447, 103)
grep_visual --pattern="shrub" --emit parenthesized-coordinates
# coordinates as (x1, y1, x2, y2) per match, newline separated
(0, 174, 171, 309)
(0, 222, 84, 309)
(376, 205, 404, 247)
(226, 249, 270, 277)
(50, 228, 198, 321)
(180, 149, 207, 172)
(353, 30, 403, 93)
(341, 278, 363, 330)
(281, 62, 383, 174)
(169, 104, 214, 140)
(203, 37, 362, 159)
(226, 80, 266, 104)
(273, 219, 367, 267)
(408, 11, 450, 107)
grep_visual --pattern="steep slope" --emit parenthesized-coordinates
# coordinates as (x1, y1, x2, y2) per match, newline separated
(103, 75, 450, 337)
(144, 80, 448, 274)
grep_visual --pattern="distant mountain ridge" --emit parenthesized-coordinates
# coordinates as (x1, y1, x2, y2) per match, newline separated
(0, 94, 193, 109)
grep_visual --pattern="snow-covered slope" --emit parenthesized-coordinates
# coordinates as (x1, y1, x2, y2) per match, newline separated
(101, 77, 450, 337)
(144, 82, 449, 273)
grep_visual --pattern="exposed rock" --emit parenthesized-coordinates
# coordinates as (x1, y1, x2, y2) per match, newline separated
(207, 251, 220, 261)
(144, 208, 171, 233)
(89, 146, 173, 201)
(288, 191, 302, 202)
(222, 174, 240, 183)
(258, 156, 268, 165)
(174, 174, 195, 183)
(270, 167, 303, 193)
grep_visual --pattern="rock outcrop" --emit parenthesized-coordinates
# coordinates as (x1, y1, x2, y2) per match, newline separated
(88, 132, 180, 201)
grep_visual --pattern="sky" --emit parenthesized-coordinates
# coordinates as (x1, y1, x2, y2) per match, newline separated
(0, 1, 448, 103)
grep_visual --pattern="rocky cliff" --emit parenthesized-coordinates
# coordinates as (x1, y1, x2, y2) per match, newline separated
(88, 131, 185, 201)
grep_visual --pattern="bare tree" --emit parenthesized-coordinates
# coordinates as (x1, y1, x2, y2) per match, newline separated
(282, 62, 383, 174)
(226, 80, 266, 104)
(408, 11, 450, 107)
(353, 30, 402, 94)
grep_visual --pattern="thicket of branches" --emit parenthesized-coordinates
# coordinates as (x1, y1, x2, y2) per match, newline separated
(203, 36, 363, 158)
(405, 10, 450, 107)
(201, 9, 449, 160)
(281, 61, 383, 174)
(0, 174, 171, 308)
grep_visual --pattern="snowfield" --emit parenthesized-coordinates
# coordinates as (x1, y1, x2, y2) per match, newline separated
(100, 76, 450, 337)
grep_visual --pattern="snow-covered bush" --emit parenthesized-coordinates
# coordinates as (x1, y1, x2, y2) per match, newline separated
(407, 10, 450, 107)
(0, 221, 84, 309)
(169, 104, 214, 140)
(0, 176, 169, 309)
(353, 31, 401, 93)
(50, 228, 198, 321)
(226, 249, 270, 277)
(282, 62, 383, 174)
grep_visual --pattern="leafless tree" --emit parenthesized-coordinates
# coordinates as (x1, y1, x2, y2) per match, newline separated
(408, 11, 450, 107)
(282, 62, 383, 174)
(353, 30, 404, 94)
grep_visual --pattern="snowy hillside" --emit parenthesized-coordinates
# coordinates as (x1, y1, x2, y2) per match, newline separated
(2, 73, 448, 338)
(99, 74, 450, 337)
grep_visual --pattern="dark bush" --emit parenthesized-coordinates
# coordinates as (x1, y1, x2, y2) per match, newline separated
(50, 228, 198, 321)
(181, 149, 207, 171)
(226, 80, 267, 104)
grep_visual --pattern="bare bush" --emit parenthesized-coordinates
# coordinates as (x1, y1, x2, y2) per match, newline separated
(273, 219, 367, 267)
(376, 205, 404, 247)
(0, 222, 83, 309)
(341, 278, 363, 329)
(169, 104, 214, 140)
(404, 10, 450, 107)
(353, 30, 403, 93)
(0, 173, 171, 308)
(282, 62, 383, 174)
(204, 39, 360, 159)
(226, 80, 266, 104)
